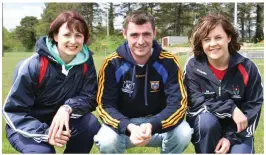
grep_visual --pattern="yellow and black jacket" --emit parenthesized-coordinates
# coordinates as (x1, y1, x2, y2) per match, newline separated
(97, 40, 187, 135)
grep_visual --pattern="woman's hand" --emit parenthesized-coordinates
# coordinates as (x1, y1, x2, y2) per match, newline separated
(232, 107, 248, 133)
(215, 137, 230, 154)
(48, 105, 72, 147)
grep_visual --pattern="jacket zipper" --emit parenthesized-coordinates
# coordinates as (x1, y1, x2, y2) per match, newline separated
(218, 86, 221, 96)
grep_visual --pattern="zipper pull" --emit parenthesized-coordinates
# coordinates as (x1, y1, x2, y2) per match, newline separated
(218, 86, 221, 96)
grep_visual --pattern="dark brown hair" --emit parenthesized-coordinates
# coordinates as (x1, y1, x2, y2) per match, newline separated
(190, 14, 241, 61)
(48, 11, 89, 44)
(123, 10, 155, 31)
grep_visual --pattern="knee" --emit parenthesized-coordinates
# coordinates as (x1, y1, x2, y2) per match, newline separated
(21, 144, 55, 153)
(199, 113, 221, 133)
(172, 120, 193, 144)
(94, 125, 121, 153)
(77, 113, 101, 135)
(87, 114, 101, 134)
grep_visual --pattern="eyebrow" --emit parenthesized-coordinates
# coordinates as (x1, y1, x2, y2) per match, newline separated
(130, 32, 152, 35)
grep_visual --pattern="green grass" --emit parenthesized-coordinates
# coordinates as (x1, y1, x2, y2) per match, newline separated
(2, 51, 264, 153)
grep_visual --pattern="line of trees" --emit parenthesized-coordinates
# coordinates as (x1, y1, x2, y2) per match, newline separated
(3, 2, 264, 54)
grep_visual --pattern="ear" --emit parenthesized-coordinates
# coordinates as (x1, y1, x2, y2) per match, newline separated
(54, 34, 58, 43)
(122, 28, 127, 39)
(227, 35, 231, 43)
(153, 28, 157, 38)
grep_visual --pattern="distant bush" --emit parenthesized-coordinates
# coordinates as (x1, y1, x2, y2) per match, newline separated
(170, 42, 191, 47)
(89, 35, 125, 56)
(243, 42, 264, 47)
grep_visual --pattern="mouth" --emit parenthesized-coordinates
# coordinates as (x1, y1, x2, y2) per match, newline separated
(209, 48, 220, 53)
(67, 45, 79, 50)
(136, 46, 147, 50)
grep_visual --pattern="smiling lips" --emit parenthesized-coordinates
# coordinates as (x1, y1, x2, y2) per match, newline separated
(67, 45, 78, 50)
(209, 48, 220, 53)
(136, 46, 147, 50)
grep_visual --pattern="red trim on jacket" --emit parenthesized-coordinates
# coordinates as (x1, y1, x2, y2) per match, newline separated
(237, 64, 249, 86)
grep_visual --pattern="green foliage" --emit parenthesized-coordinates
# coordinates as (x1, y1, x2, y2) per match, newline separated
(15, 26, 36, 51)
(20, 16, 38, 28)
(3, 28, 25, 53)
(15, 16, 39, 51)
(89, 35, 125, 56)
(34, 22, 50, 40)
(3, 27, 12, 51)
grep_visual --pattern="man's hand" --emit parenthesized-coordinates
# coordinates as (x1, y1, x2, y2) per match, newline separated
(48, 105, 72, 147)
(232, 107, 248, 133)
(127, 123, 152, 146)
(139, 123, 152, 139)
(215, 137, 230, 154)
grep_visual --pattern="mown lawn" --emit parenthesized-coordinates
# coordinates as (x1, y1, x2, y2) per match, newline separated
(2, 51, 264, 153)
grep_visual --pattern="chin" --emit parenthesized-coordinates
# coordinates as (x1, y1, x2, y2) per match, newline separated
(66, 51, 79, 56)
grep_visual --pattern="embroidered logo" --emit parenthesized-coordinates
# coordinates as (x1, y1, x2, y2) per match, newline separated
(122, 80, 135, 94)
(232, 85, 241, 99)
(150, 81, 160, 92)
(203, 90, 216, 98)
(196, 69, 207, 75)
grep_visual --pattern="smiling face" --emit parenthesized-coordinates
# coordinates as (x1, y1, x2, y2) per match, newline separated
(201, 24, 231, 62)
(123, 21, 156, 64)
(54, 22, 84, 63)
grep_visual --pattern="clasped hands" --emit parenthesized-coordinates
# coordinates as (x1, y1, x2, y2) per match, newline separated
(48, 106, 72, 147)
(127, 123, 153, 147)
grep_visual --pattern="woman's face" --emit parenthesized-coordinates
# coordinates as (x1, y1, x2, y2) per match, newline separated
(54, 22, 84, 61)
(201, 24, 231, 62)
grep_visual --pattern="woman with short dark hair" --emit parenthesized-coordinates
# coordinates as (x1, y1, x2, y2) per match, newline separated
(185, 14, 263, 154)
(3, 11, 100, 153)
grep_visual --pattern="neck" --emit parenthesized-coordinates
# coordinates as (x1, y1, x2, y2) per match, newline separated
(131, 53, 151, 65)
(59, 53, 75, 64)
(207, 53, 230, 70)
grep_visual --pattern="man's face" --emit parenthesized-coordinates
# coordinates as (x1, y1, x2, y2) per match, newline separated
(123, 22, 156, 64)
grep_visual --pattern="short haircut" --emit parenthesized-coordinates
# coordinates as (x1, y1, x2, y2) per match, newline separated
(48, 11, 89, 44)
(123, 10, 155, 31)
(190, 14, 241, 61)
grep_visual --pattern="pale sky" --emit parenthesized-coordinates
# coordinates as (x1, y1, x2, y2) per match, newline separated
(2, 2, 124, 32)
(3, 3, 45, 31)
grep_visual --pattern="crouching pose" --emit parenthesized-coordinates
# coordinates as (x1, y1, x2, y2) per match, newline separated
(3, 11, 100, 153)
(185, 14, 263, 154)
(94, 10, 192, 154)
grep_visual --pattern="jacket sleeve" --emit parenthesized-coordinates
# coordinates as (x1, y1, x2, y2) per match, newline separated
(223, 61, 263, 145)
(64, 53, 98, 119)
(96, 57, 131, 135)
(148, 56, 188, 134)
(2, 55, 49, 143)
(184, 59, 236, 119)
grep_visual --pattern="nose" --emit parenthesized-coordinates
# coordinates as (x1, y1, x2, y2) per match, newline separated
(209, 39, 217, 47)
(69, 36, 77, 44)
(137, 35, 144, 45)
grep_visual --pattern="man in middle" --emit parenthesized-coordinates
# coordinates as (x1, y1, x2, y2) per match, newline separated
(94, 10, 192, 154)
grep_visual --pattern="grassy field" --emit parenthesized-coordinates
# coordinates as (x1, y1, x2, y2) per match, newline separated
(2, 51, 264, 153)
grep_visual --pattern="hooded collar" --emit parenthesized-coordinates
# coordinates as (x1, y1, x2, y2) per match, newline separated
(35, 36, 89, 71)
(116, 40, 163, 106)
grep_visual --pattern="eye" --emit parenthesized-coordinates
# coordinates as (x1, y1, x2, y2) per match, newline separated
(203, 38, 210, 42)
(216, 36, 222, 40)
(130, 33, 138, 38)
(76, 34, 83, 38)
(143, 32, 152, 37)
(63, 33, 71, 37)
